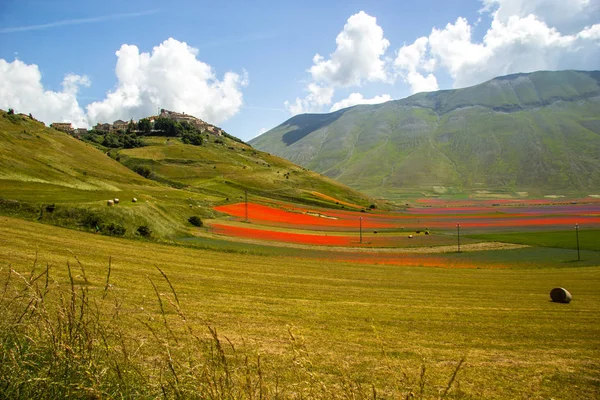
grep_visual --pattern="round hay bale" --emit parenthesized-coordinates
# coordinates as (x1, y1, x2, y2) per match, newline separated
(132, 198, 137, 203)
(114, 198, 120, 204)
(107, 199, 114, 206)
(408, 234, 413, 239)
(550, 287, 572, 304)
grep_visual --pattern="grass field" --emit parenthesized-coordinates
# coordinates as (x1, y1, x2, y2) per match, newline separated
(1, 216, 599, 399)
(468, 229, 600, 252)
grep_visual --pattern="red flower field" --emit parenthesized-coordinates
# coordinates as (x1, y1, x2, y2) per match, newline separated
(214, 202, 600, 232)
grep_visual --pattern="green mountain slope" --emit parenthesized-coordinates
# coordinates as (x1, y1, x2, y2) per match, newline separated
(0, 111, 376, 239)
(250, 70, 600, 198)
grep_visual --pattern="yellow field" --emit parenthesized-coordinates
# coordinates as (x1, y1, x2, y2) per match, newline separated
(2, 216, 599, 398)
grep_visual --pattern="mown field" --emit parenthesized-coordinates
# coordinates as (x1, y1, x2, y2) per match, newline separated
(1, 216, 599, 399)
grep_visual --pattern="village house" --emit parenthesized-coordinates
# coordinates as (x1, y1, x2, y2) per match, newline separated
(94, 123, 111, 132)
(159, 109, 223, 136)
(113, 119, 129, 132)
(50, 122, 74, 133)
(74, 128, 88, 136)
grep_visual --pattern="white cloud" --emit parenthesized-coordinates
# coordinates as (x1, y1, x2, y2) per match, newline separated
(0, 59, 89, 127)
(87, 38, 248, 125)
(480, 0, 598, 34)
(310, 11, 390, 87)
(329, 93, 392, 112)
(0, 38, 247, 129)
(284, 83, 334, 115)
(429, 15, 600, 88)
(286, 11, 390, 115)
(255, 127, 267, 138)
(392, 0, 600, 90)
(394, 37, 440, 94)
(405, 71, 439, 94)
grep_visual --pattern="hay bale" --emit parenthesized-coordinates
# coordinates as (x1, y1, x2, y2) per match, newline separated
(107, 199, 114, 206)
(132, 198, 137, 203)
(550, 287, 572, 304)
(408, 235, 413, 239)
(114, 198, 120, 204)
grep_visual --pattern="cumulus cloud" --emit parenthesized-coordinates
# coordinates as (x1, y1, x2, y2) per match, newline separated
(395, 0, 600, 89)
(329, 93, 392, 112)
(87, 38, 247, 124)
(286, 11, 390, 115)
(284, 83, 334, 115)
(480, 0, 599, 34)
(310, 11, 390, 86)
(0, 59, 89, 127)
(394, 37, 439, 94)
(0, 38, 247, 128)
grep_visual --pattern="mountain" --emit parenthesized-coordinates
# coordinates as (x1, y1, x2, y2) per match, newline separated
(250, 70, 600, 199)
(0, 110, 376, 239)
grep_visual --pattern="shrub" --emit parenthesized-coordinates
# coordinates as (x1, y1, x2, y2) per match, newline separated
(133, 165, 152, 178)
(101, 222, 126, 236)
(137, 225, 152, 237)
(188, 216, 203, 227)
(81, 212, 103, 230)
(181, 131, 203, 146)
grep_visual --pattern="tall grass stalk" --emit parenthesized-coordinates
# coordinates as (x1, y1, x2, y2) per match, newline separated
(0, 259, 468, 399)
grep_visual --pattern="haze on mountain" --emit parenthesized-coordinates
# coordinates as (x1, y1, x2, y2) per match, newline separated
(250, 70, 600, 199)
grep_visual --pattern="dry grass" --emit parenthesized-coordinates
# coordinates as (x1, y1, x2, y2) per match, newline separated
(1, 216, 599, 398)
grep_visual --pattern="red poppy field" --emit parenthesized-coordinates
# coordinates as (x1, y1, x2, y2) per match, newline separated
(213, 200, 600, 241)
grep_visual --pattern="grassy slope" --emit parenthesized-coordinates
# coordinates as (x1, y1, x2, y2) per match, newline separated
(0, 111, 377, 241)
(116, 135, 373, 208)
(1, 216, 599, 399)
(251, 70, 600, 198)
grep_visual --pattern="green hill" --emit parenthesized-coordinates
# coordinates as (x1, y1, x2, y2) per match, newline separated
(250, 70, 600, 199)
(0, 110, 375, 239)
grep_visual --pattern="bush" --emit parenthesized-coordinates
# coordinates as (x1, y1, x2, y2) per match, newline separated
(188, 216, 203, 227)
(81, 212, 103, 230)
(137, 225, 152, 237)
(133, 165, 152, 178)
(101, 222, 126, 236)
(181, 131, 203, 146)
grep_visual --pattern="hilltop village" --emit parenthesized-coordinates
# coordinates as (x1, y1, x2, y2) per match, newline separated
(50, 109, 225, 137)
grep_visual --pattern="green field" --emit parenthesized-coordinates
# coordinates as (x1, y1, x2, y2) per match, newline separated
(1, 217, 599, 399)
(468, 229, 600, 252)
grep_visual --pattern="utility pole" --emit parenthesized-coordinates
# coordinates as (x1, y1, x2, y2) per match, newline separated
(245, 190, 248, 222)
(575, 223, 580, 261)
(457, 222, 461, 253)
(359, 216, 363, 244)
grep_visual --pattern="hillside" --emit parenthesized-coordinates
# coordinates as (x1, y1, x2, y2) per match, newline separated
(0, 110, 376, 239)
(250, 70, 600, 199)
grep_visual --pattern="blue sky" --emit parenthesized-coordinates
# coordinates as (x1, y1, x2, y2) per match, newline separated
(1, 0, 598, 141)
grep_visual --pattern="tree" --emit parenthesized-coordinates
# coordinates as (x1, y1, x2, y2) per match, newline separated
(181, 131, 203, 146)
(138, 118, 152, 134)
(102, 133, 122, 148)
(127, 119, 137, 133)
(154, 117, 178, 136)
(7, 108, 14, 115)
